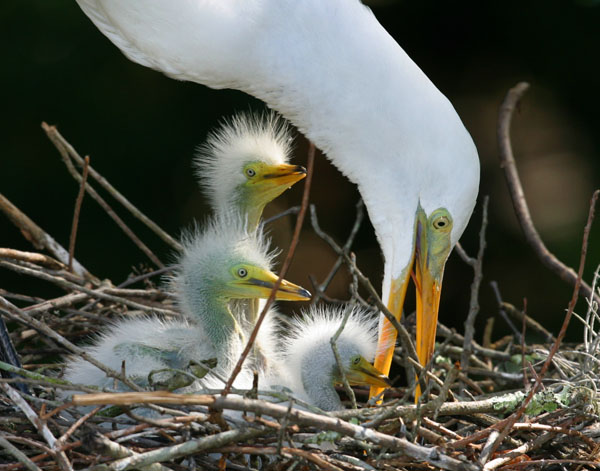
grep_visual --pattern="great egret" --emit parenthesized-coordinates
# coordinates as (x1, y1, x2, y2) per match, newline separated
(74, 0, 480, 398)
(65, 213, 310, 391)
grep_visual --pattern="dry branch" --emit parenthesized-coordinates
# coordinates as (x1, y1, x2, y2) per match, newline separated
(0, 193, 95, 281)
(497, 82, 600, 306)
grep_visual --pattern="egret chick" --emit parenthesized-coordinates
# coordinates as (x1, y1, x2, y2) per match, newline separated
(64, 213, 311, 391)
(194, 112, 306, 230)
(275, 306, 390, 411)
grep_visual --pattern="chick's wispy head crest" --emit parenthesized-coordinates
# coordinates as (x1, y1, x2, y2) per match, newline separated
(170, 212, 276, 306)
(194, 111, 293, 214)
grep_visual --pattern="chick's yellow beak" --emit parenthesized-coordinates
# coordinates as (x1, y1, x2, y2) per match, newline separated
(345, 356, 392, 388)
(245, 268, 311, 301)
(252, 164, 306, 196)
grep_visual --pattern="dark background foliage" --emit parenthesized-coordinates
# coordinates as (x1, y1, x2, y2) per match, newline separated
(1, 0, 599, 344)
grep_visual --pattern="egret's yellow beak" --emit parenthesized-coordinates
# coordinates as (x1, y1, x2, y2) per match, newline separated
(344, 356, 392, 388)
(242, 268, 312, 301)
(251, 164, 306, 199)
(370, 206, 452, 402)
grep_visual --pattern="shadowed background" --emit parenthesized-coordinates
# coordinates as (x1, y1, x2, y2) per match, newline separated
(1, 0, 599, 346)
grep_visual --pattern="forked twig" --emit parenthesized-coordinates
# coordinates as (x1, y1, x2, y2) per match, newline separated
(42, 122, 182, 252)
(497, 82, 599, 306)
(43, 124, 165, 269)
(223, 143, 316, 395)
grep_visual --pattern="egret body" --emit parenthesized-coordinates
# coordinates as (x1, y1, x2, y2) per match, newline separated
(75, 0, 480, 398)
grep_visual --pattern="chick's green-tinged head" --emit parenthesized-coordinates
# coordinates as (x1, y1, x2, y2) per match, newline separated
(175, 213, 310, 319)
(194, 111, 305, 228)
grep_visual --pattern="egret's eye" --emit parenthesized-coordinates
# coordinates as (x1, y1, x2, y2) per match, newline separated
(351, 355, 361, 366)
(237, 268, 248, 278)
(433, 216, 450, 230)
(245, 168, 256, 178)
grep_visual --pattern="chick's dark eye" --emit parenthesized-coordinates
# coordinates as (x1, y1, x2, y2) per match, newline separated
(237, 268, 248, 278)
(245, 168, 256, 178)
(352, 356, 360, 365)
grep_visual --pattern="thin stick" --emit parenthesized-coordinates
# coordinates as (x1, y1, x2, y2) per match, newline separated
(0, 435, 42, 471)
(502, 301, 556, 343)
(43, 124, 165, 268)
(222, 142, 316, 395)
(460, 196, 489, 374)
(0, 382, 73, 471)
(497, 82, 599, 305)
(0, 249, 66, 271)
(42, 122, 182, 252)
(68, 156, 90, 272)
(0, 193, 95, 281)
(330, 309, 358, 409)
(0, 260, 177, 316)
(311, 199, 364, 305)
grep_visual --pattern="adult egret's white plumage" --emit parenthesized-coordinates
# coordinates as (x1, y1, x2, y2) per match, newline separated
(195, 111, 306, 230)
(276, 306, 390, 411)
(64, 214, 310, 391)
(75, 0, 480, 399)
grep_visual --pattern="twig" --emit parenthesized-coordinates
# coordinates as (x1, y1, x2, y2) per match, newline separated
(311, 199, 364, 305)
(217, 445, 344, 471)
(487, 187, 599, 459)
(0, 260, 177, 316)
(489, 281, 522, 342)
(0, 382, 73, 471)
(497, 82, 599, 305)
(330, 309, 358, 409)
(0, 435, 42, 471)
(223, 142, 315, 395)
(262, 205, 301, 225)
(83, 431, 172, 471)
(96, 427, 267, 471)
(0, 193, 96, 281)
(502, 301, 556, 343)
(460, 196, 489, 375)
(42, 124, 165, 268)
(68, 156, 90, 272)
(0, 249, 66, 271)
(73, 391, 479, 471)
(42, 122, 181, 252)
(483, 431, 554, 470)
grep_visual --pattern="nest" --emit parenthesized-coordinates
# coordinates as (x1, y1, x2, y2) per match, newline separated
(1, 85, 600, 470)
